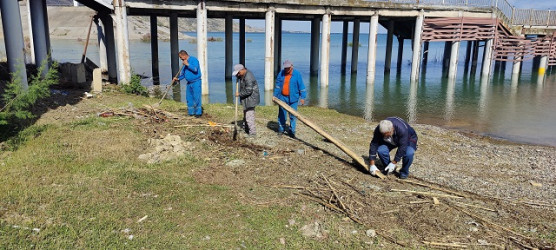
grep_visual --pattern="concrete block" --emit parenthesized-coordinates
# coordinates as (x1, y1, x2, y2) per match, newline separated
(92, 68, 102, 93)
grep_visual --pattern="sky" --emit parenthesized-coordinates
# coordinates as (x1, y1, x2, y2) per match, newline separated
(245, 0, 556, 33)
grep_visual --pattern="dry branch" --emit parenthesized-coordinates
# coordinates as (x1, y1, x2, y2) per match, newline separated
(422, 241, 468, 248)
(390, 189, 464, 199)
(401, 179, 469, 198)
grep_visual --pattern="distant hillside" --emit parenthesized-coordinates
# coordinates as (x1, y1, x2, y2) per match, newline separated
(0, 5, 263, 41)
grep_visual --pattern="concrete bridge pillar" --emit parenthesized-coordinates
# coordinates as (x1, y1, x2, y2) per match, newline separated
(99, 15, 117, 82)
(410, 12, 424, 82)
(442, 42, 451, 74)
(114, 0, 131, 84)
(340, 21, 348, 74)
(539, 55, 548, 77)
(29, 0, 49, 76)
(396, 36, 404, 73)
(512, 56, 522, 76)
(310, 17, 321, 76)
(239, 18, 246, 66)
(170, 13, 179, 78)
(150, 15, 160, 84)
(464, 41, 472, 73)
(1, 0, 29, 89)
(422, 41, 429, 67)
(385, 20, 394, 74)
(351, 19, 360, 73)
(448, 40, 460, 79)
(274, 15, 282, 75)
(482, 39, 493, 77)
(196, 1, 209, 95)
(25, 0, 35, 65)
(94, 16, 108, 76)
(264, 7, 275, 91)
(225, 15, 233, 78)
(366, 14, 379, 83)
(320, 10, 331, 87)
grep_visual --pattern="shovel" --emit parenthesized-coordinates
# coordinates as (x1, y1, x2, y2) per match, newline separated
(153, 64, 185, 108)
(233, 78, 240, 140)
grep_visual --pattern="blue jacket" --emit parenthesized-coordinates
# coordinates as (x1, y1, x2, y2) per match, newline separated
(369, 117, 418, 163)
(177, 56, 202, 83)
(273, 69, 307, 103)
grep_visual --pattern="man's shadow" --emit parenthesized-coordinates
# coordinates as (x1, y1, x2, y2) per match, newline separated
(266, 121, 370, 174)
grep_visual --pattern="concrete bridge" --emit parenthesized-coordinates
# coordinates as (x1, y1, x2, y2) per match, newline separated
(2, 0, 555, 92)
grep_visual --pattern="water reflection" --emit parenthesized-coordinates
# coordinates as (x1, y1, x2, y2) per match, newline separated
(444, 77, 456, 122)
(407, 80, 417, 123)
(364, 79, 374, 121)
(478, 75, 489, 124)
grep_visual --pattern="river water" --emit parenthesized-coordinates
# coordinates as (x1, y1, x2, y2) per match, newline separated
(2, 32, 555, 146)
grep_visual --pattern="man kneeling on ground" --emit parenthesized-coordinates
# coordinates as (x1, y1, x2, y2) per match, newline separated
(368, 117, 418, 179)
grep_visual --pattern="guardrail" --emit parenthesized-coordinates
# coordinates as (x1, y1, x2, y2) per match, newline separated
(365, 0, 556, 27)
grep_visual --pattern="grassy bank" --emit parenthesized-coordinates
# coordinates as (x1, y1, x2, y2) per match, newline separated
(1, 89, 555, 248)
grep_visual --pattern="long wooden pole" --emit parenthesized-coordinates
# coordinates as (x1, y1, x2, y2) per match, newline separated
(272, 97, 385, 179)
(81, 15, 95, 64)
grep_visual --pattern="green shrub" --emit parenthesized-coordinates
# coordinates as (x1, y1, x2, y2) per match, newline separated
(0, 61, 59, 130)
(121, 74, 148, 97)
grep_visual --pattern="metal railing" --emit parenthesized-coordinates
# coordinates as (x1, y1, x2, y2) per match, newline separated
(365, 0, 556, 27)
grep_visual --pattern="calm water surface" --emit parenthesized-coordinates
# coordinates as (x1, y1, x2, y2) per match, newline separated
(2, 32, 555, 146)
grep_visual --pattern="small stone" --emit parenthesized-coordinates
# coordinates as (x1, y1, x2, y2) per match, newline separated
(127, 235, 134, 240)
(529, 181, 542, 187)
(226, 159, 246, 167)
(288, 219, 296, 226)
(478, 239, 488, 245)
(351, 230, 358, 234)
(469, 227, 479, 232)
(366, 229, 377, 238)
(203, 235, 211, 240)
(296, 149, 305, 155)
(279, 238, 286, 245)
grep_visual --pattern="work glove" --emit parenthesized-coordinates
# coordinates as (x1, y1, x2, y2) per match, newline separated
(385, 162, 396, 174)
(369, 164, 379, 176)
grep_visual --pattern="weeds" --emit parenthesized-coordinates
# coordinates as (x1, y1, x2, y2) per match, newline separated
(121, 74, 148, 97)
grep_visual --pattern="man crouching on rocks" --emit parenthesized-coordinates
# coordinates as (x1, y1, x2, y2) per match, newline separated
(368, 117, 418, 179)
(233, 64, 260, 137)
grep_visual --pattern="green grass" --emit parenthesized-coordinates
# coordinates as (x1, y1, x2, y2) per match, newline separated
(0, 94, 375, 248)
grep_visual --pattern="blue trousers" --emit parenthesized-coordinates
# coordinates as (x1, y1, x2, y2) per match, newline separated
(186, 80, 202, 115)
(277, 95, 298, 135)
(377, 144, 416, 178)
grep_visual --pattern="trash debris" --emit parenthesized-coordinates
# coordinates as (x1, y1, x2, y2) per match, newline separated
(84, 92, 94, 98)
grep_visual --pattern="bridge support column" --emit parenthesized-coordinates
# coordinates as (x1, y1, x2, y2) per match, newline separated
(95, 16, 108, 75)
(539, 55, 548, 77)
(310, 17, 321, 76)
(448, 41, 460, 78)
(482, 38, 493, 77)
(442, 41, 451, 74)
(512, 56, 521, 76)
(239, 18, 245, 66)
(410, 12, 424, 82)
(99, 15, 117, 83)
(396, 37, 404, 73)
(366, 14, 379, 83)
(385, 20, 394, 74)
(29, 0, 49, 74)
(274, 15, 282, 75)
(197, 1, 209, 95)
(41, 0, 51, 66)
(422, 41, 429, 67)
(25, 0, 35, 64)
(150, 15, 160, 84)
(464, 41, 472, 73)
(340, 20, 348, 74)
(114, 0, 131, 84)
(320, 10, 331, 87)
(1, 0, 28, 89)
(264, 8, 275, 91)
(170, 13, 179, 77)
(225, 15, 233, 78)
(470, 41, 479, 75)
(351, 19, 360, 73)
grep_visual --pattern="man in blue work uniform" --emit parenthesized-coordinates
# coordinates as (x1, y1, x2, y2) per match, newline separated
(273, 60, 307, 138)
(173, 50, 203, 117)
(368, 117, 418, 179)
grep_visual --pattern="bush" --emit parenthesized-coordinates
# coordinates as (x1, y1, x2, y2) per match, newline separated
(121, 74, 148, 97)
(0, 61, 59, 130)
